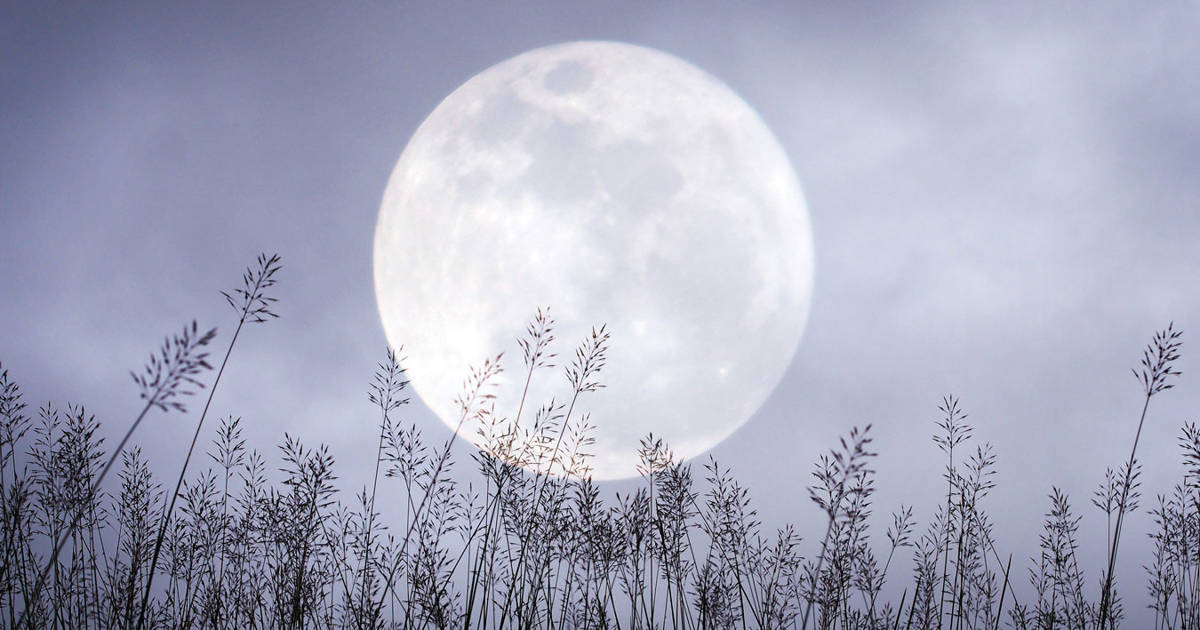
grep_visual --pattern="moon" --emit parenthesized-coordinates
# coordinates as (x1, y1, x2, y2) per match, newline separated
(374, 41, 812, 480)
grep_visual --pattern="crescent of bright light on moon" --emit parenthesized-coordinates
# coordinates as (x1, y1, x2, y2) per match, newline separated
(374, 41, 813, 480)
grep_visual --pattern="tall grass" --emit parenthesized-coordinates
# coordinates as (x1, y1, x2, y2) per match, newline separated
(0, 257, 1192, 629)
(139, 252, 282, 628)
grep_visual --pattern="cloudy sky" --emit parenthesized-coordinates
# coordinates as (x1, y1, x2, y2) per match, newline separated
(3, 1, 1198, 620)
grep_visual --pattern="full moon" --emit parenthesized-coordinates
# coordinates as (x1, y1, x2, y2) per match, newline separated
(374, 41, 813, 480)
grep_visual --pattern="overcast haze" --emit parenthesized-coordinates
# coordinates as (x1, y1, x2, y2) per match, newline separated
(2, 2, 1199, 622)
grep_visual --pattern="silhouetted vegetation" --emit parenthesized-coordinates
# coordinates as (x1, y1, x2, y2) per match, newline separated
(0, 254, 1191, 629)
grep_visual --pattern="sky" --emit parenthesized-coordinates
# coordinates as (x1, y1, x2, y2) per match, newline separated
(3, 1, 1199, 621)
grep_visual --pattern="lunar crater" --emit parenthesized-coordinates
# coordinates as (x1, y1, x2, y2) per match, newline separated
(543, 60, 596, 95)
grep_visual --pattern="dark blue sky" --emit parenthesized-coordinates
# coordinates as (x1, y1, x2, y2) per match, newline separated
(3, 2, 1198, 620)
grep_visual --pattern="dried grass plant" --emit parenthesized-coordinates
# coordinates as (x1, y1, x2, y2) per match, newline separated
(0, 256, 1191, 630)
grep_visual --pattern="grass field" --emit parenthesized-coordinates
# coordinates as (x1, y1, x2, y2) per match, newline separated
(0, 254, 1192, 630)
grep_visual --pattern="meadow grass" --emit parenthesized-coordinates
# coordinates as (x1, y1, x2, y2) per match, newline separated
(0, 255, 1192, 629)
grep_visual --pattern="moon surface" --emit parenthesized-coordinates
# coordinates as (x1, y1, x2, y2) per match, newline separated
(374, 41, 813, 480)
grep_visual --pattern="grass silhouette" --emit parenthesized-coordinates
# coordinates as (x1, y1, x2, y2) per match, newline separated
(0, 254, 1191, 629)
